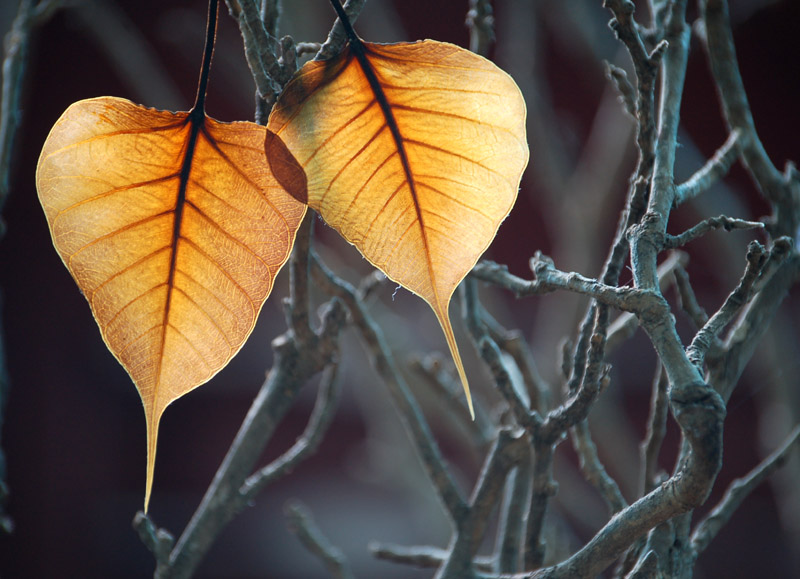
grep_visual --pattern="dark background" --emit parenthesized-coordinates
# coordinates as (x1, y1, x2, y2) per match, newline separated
(0, 0, 798, 577)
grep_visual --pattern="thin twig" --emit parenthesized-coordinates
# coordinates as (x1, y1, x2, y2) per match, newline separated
(240, 362, 341, 501)
(287, 213, 315, 346)
(472, 256, 654, 314)
(605, 62, 636, 119)
(466, 0, 494, 57)
(494, 451, 532, 573)
(690, 424, 800, 556)
(2, 0, 62, 214)
(673, 266, 709, 329)
(481, 308, 550, 414)
(370, 543, 495, 573)
(525, 438, 557, 569)
(439, 428, 528, 577)
(478, 336, 533, 428)
(686, 239, 793, 368)
(285, 501, 354, 579)
(606, 251, 688, 353)
(225, 0, 285, 102)
(639, 363, 669, 495)
(571, 418, 627, 514)
(314, 0, 367, 61)
(701, 0, 800, 239)
(674, 130, 741, 205)
(664, 215, 763, 249)
(407, 354, 494, 447)
(310, 250, 469, 522)
(133, 512, 175, 569)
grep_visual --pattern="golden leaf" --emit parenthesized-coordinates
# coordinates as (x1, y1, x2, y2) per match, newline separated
(267, 40, 529, 417)
(36, 96, 306, 510)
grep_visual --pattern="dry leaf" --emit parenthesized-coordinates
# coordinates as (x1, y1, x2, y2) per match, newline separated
(36, 96, 306, 510)
(267, 40, 529, 417)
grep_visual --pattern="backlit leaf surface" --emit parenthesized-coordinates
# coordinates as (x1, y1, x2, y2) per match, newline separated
(267, 40, 529, 416)
(36, 97, 306, 509)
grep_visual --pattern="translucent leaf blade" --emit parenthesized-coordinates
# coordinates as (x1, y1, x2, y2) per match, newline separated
(36, 96, 307, 509)
(268, 40, 529, 415)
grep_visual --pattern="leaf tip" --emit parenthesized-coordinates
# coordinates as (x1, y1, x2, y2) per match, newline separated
(436, 304, 475, 420)
(143, 408, 161, 515)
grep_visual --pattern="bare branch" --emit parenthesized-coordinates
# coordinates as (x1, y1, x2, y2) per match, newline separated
(701, 0, 800, 238)
(673, 266, 709, 329)
(408, 354, 494, 446)
(664, 214, 763, 249)
(133, 512, 174, 569)
(240, 362, 341, 501)
(709, 254, 800, 402)
(639, 363, 669, 495)
(606, 251, 688, 353)
(467, 0, 494, 57)
(1, 0, 60, 213)
(495, 452, 532, 573)
(674, 130, 741, 205)
(687, 238, 792, 368)
(605, 62, 636, 119)
(691, 424, 800, 556)
(285, 501, 354, 579)
(370, 542, 494, 573)
(524, 438, 557, 570)
(310, 250, 469, 522)
(571, 419, 627, 514)
(479, 336, 534, 428)
(224, 0, 285, 101)
(472, 255, 654, 314)
(481, 312, 550, 414)
(314, 0, 367, 61)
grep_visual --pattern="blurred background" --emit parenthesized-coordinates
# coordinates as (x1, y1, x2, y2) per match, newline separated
(0, 0, 798, 577)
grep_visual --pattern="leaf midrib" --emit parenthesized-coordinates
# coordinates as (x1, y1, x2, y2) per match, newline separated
(348, 41, 441, 308)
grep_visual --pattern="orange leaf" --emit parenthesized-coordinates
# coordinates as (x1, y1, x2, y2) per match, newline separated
(267, 40, 528, 417)
(36, 96, 306, 510)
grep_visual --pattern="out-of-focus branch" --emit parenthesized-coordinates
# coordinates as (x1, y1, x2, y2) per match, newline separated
(691, 424, 800, 556)
(674, 130, 740, 205)
(224, 0, 285, 105)
(137, 299, 346, 579)
(70, 0, 183, 110)
(639, 363, 668, 496)
(709, 253, 800, 402)
(240, 362, 341, 500)
(2, 0, 57, 213)
(370, 542, 494, 573)
(408, 354, 494, 446)
(686, 238, 792, 368)
(673, 266, 709, 329)
(310, 250, 469, 522)
(285, 500, 354, 579)
(437, 428, 528, 578)
(571, 418, 627, 514)
(314, 0, 366, 61)
(701, 0, 800, 239)
(494, 450, 531, 573)
(466, 0, 494, 57)
(0, 0, 64, 537)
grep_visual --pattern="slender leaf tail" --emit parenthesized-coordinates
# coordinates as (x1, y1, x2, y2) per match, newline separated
(434, 303, 475, 420)
(143, 407, 162, 514)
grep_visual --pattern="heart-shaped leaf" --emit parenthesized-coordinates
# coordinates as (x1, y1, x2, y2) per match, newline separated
(267, 39, 528, 417)
(36, 96, 306, 510)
